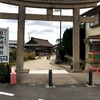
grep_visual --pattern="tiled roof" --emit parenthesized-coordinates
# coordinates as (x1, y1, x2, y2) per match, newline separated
(81, 5, 100, 16)
(26, 37, 53, 47)
(9, 40, 17, 44)
(84, 35, 100, 43)
(88, 35, 100, 39)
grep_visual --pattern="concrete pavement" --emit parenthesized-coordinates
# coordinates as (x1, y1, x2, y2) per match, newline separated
(16, 55, 100, 86)
(29, 70, 68, 74)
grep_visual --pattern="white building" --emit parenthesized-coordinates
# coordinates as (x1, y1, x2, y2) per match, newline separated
(82, 5, 100, 69)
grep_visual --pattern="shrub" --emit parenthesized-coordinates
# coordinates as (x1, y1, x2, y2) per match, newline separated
(9, 49, 36, 65)
(0, 63, 10, 83)
(9, 49, 16, 61)
(80, 63, 85, 70)
(9, 49, 16, 66)
(24, 51, 36, 61)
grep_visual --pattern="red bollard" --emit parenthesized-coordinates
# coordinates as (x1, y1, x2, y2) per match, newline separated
(10, 66, 16, 85)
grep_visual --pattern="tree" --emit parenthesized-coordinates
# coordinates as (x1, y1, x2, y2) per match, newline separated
(62, 23, 85, 60)
(56, 38, 60, 44)
(62, 28, 72, 56)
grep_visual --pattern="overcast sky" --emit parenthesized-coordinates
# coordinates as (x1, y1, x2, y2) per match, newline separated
(0, 2, 100, 45)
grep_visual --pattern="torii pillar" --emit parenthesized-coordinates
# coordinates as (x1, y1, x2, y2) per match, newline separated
(16, 5, 25, 72)
(73, 8, 80, 72)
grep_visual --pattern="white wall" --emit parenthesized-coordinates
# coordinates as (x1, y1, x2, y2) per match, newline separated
(85, 23, 100, 58)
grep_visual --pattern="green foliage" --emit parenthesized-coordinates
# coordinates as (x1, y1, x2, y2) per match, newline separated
(28, 56, 35, 60)
(9, 49, 16, 66)
(62, 23, 86, 60)
(70, 63, 85, 70)
(62, 28, 72, 56)
(80, 25, 85, 60)
(0, 63, 8, 74)
(0, 49, 36, 82)
(24, 51, 36, 61)
(81, 64, 85, 70)
(56, 38, 60, 44)
(0, 63, 10, 83)
(9, 49, 36, 65)
(80, 62, 85, 70)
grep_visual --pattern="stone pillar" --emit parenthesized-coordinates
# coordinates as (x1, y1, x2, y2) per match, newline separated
(16, 5, 25, 72)
(73, 8, 80, 72)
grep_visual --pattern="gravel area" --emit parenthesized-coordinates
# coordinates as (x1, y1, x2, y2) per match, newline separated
(23, 55, 70, 70)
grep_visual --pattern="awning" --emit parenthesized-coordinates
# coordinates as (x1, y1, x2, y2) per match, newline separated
(84, 35, 100, 44)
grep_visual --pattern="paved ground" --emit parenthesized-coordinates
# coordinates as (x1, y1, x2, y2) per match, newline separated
(0, 84, 100, 100)
(0, 55, 100, 100)
(18, 55, 100, 85)
(23, 55, 70, 70)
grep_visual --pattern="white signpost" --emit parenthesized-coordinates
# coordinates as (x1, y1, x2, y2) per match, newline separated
(0, 27, 9, 63)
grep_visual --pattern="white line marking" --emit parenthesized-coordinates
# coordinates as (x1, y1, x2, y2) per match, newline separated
(29, 70, 68, 74)
(0, 91, 15, 96)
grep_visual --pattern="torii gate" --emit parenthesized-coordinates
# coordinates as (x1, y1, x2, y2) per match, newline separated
(0, 0, 99, 73)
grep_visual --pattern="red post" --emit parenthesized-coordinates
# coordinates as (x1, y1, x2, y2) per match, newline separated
(10, 66, 16, 85)
(92, 52, 94, 61)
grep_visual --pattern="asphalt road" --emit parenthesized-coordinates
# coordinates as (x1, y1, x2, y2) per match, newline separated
(0, 84, 100, 100)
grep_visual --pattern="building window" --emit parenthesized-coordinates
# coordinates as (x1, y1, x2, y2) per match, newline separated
(90, 12, 100, 27)
(92, 44, 100, 52)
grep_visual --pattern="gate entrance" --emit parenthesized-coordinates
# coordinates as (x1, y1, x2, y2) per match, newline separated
(0, 0, 99, 74)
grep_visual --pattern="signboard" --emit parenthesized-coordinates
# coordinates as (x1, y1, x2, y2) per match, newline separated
(0, 28, 9, 63)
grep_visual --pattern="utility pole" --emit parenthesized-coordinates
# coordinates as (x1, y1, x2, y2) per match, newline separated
(59, 9, 62, 56)
(54, 9, 62, 64)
